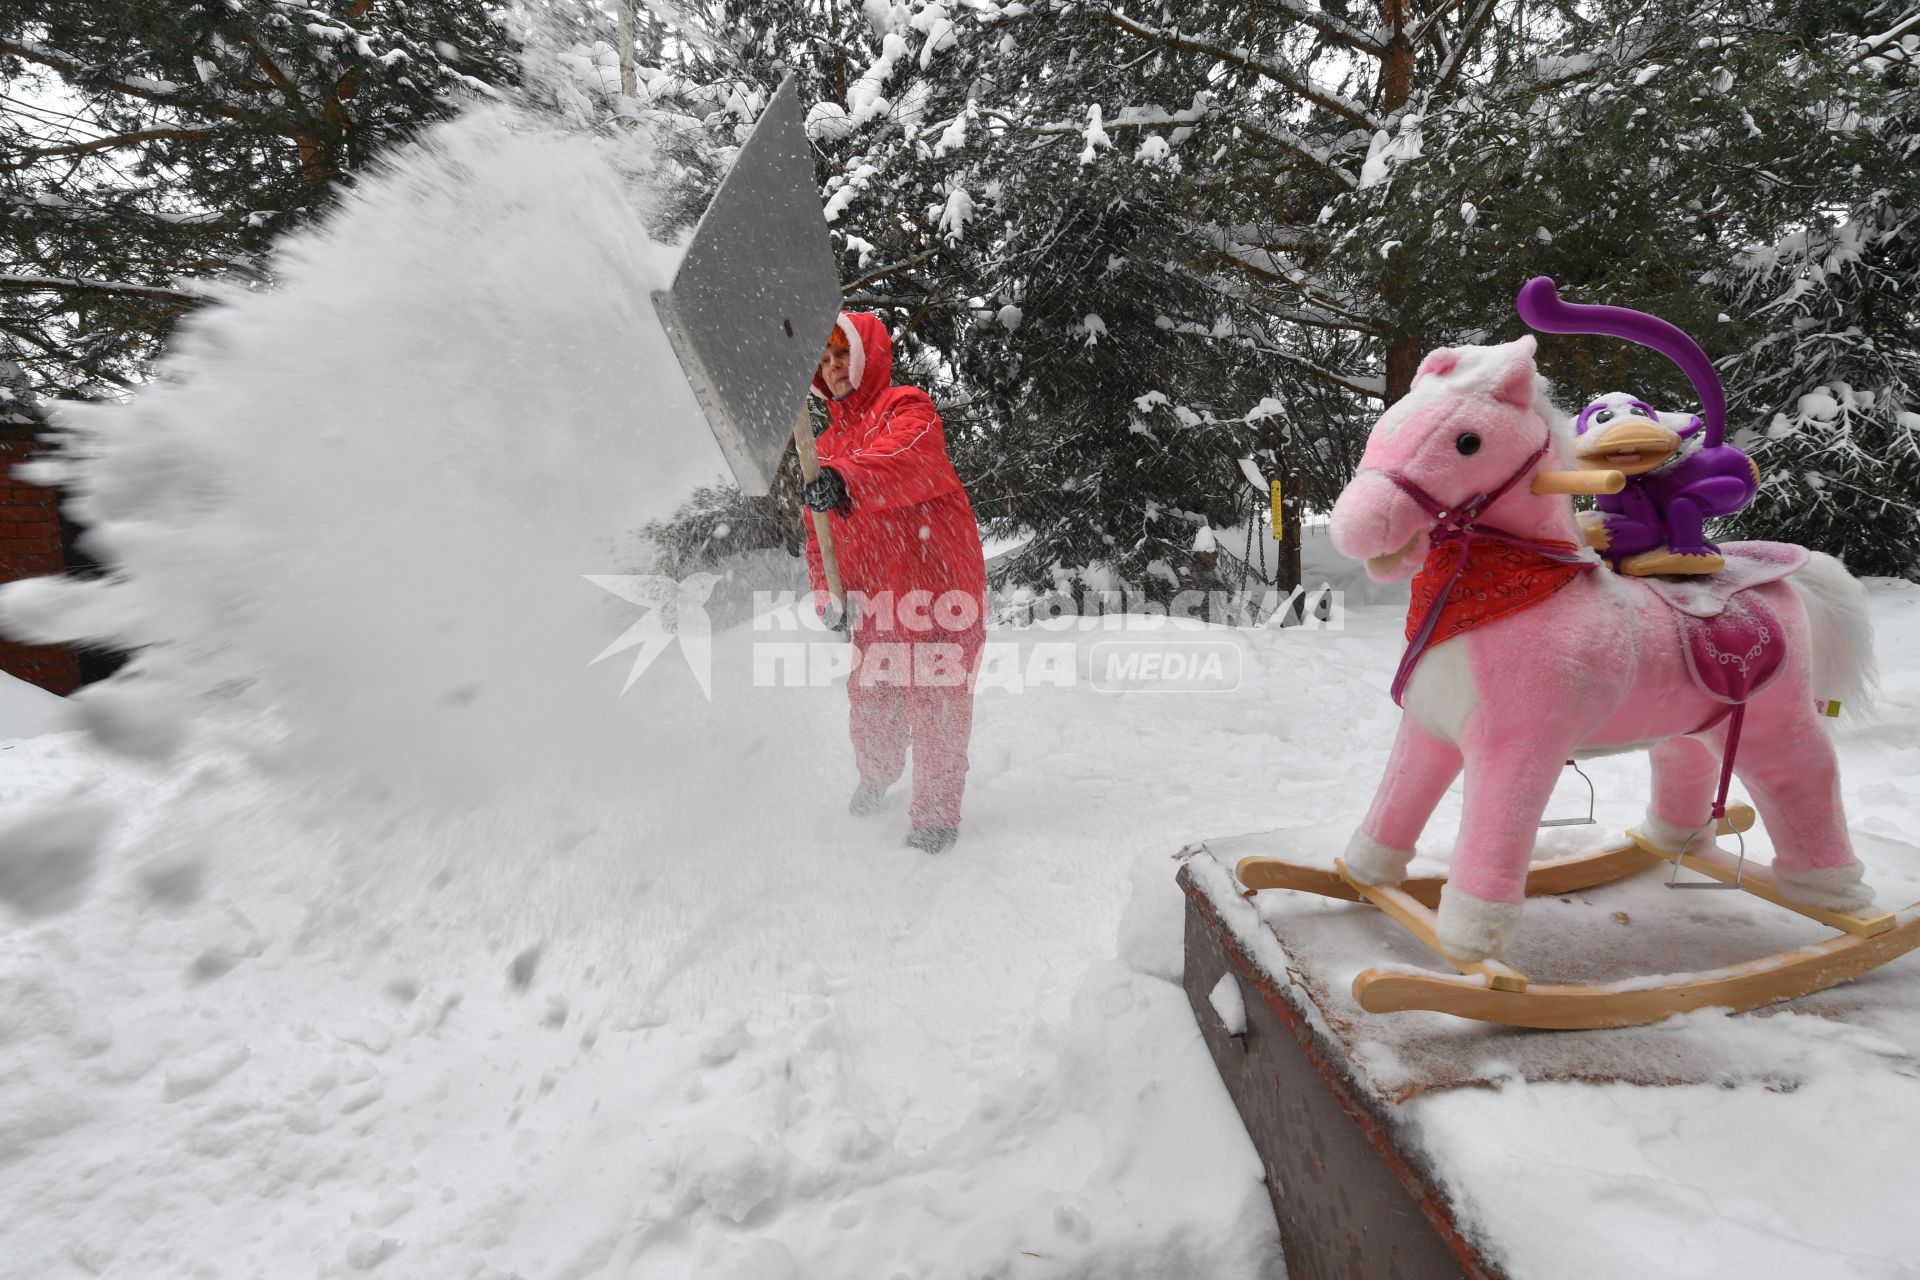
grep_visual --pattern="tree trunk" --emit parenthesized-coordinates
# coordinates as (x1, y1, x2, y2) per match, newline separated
(1378, 0, 1421, 405)
(1384, 330, 1422, 403)
(618, 0, 637, 97)
(1277, 450, 1303, 605)
(1255, 422, 1305, 623)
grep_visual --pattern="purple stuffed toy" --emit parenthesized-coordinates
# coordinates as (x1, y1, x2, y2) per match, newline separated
(1518, 279, 1760, 576)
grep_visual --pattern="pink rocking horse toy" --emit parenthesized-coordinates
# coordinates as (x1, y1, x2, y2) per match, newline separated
(1233, 280, 1920, 1029)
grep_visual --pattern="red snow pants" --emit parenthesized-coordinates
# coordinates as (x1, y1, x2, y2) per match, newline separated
(848, 626, 984, 829)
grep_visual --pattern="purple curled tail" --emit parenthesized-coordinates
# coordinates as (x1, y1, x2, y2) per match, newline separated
(1515, 276, 1726, 449)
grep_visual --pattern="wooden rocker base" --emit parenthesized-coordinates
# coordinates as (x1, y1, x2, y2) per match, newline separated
(1232, 809, 1920, 1030)
(1237, 839, 1663, 910)
(1351, 913, 1920, 1029)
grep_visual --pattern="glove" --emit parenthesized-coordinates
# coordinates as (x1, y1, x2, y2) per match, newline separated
(802, 467, 850, 513)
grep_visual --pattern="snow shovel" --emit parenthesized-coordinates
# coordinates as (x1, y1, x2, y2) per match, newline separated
(650, 74, 849, 624)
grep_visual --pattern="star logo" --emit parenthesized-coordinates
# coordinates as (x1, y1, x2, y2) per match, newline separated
(584, 573, 723, 699)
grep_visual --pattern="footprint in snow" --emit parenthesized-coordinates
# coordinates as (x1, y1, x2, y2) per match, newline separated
(0, 797, 115, 918)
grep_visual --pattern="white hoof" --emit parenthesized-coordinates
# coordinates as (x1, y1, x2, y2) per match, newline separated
(1774, 862, 1876, 912)
(1434, 884, 1524, 962)
(1343, 830, 1415, 887)
(1632, 812, 1712, 857)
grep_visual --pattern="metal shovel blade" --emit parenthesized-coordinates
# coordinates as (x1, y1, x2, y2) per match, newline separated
(652, 75, 843, 496)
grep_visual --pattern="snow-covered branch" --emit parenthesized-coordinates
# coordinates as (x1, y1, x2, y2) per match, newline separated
(1260, 345, 1387, 400)
(842, 252, 938, 294)
(1408, 0, 1466, 49)
(8, 126, 278, 166)
(2, 195, 236, 232)
(1161, 306, 1388, 397)
(1499, 20, 1667, 103)
(1857, 11, 1920, 61)
(982, 92, 1215, 140)
(1203, 251, 1381, 333)
(1433, 0, 1502, 97)
(1235, 118, 1360, 189)
(984, 110, 1190, 138)
(0, 273, 214, 305)
(0, 38, 255, 122)
(1249, 0, 1389, 55)
(1098, 8, 1384, 133)
(1266, 304, 1384, 333)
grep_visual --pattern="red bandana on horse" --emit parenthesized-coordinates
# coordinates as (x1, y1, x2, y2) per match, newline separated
(1405, 535, 1586, 648)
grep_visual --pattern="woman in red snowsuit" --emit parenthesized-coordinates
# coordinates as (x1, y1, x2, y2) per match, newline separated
(804, 312, 987, 854)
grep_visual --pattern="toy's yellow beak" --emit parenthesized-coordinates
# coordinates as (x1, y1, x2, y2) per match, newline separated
(1575, 420, 1679, 475)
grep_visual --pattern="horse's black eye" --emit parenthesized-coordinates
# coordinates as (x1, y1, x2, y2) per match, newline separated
(1456, 432, 1482, 456)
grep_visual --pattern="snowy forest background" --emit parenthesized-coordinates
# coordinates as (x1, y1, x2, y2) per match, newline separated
(5, 0, 1918, 601)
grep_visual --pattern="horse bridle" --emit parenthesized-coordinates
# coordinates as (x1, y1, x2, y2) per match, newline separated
(1378, 436, 1597, 705)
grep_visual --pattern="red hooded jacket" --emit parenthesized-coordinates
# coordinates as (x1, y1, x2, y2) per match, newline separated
(806, 313, 986, 615)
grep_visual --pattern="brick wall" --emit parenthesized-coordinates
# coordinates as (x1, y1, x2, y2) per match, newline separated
(0, 436, 81, 695)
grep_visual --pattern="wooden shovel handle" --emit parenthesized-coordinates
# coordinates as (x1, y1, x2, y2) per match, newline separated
(1533, 469, 1625, 496)
(793, 408, 848, 619)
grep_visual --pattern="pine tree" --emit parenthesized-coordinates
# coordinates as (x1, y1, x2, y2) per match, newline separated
(1714, 6, 1920, 576)
(794, 1, 1673, 593)
(931, 0, 1920, 581)
(603, 0, 1920, 583)
(2, 1, 519, 400)
(761, 0, 1321, 598)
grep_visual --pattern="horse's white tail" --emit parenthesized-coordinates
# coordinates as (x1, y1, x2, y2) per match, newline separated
(1790, 551, 1878, 719)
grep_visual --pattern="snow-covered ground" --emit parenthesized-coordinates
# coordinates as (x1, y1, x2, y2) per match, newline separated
(0, 672, 69, 741)
(4, 94, 1917, 1280)
(6, 566, 1916, 1279)
(0, 611, 1299, 1278)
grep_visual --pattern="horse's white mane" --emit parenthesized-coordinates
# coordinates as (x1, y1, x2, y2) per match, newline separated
(1534, 384, 1577, 463)
(1381, 339, 1576, 463)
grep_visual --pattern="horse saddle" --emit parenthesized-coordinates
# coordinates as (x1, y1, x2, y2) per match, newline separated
(1644, 541, 1806, 705)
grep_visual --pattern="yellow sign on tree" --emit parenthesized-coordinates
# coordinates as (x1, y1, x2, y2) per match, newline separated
(1269, 478, 1284, 542)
